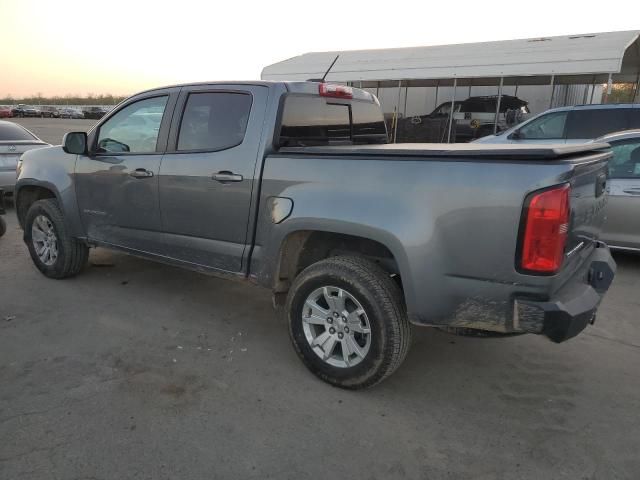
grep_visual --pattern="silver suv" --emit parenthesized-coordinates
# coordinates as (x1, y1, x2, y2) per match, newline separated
(474, 103, 640, 144)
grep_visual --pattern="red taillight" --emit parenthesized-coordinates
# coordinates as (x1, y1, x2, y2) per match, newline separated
(319, 83, 353, 99)
(520, 184, 570, 274)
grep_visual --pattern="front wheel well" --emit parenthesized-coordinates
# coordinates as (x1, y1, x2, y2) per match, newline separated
(273, 230, 402, 296)
(16, 186, 56, 229)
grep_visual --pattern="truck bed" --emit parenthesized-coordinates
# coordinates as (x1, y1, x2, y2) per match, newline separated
(259, 142, 612, 334)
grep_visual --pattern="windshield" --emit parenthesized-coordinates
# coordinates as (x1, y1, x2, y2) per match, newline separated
(609, 139, 640, 178)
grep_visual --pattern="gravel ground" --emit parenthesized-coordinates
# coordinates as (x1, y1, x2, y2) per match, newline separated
(0, 118, 639, 479)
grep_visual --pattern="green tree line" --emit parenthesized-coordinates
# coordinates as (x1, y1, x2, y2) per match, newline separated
(0, 93, 128, 105)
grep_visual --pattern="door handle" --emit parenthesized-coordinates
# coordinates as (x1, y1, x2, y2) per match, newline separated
(212, 171, 243, 183)
(129, 168, 154, 179)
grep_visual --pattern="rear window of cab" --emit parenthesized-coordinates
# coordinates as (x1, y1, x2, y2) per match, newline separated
(278, 95, 387, 147)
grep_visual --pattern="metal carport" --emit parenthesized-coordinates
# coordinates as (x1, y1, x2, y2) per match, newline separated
(262, 30, 640, 142)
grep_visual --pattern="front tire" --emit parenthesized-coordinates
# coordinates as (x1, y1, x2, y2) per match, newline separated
(286, 256, 411, 389)
(24, 199, 88, 279)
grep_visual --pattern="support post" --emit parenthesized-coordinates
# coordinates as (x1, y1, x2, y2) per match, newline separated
(587, 75, 595, 104)
(403, 84, 408, 118)
(549, 75, 555, 108)
(603, 73, 613, 103)
(447, 78, 457, 143)
(493, 76, 504, 134)
(393, 80, 402, 143)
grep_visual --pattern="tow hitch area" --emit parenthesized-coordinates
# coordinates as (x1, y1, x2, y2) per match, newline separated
(588, 244, 616, 293)
(516, 244, 616, 343)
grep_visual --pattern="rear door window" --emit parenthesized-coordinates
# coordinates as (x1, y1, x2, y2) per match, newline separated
(608, 139, 640, 179)
(565, 109, 630, 139)
(177, 92, 252, 151)
(519, 111, 568, 139)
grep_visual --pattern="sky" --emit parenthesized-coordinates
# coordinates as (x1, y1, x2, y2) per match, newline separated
(2, 0, 639, 98)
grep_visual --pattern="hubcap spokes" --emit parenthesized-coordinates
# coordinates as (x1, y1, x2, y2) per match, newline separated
(32, 215, 58, 266)
(302, 286, 371, 368)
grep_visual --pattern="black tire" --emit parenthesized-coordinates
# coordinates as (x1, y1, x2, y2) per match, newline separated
(24, 199, 88, 279)
(286, 256, 411, 389)
(0, 217, 6, 237)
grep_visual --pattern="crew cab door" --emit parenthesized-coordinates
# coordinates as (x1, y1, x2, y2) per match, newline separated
(75, 90, 178, 252)
(158, 85, 268, 272)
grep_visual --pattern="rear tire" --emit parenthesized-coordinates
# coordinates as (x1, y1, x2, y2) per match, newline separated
(286, 256, 411, 389)
(24, 199, 88, 279)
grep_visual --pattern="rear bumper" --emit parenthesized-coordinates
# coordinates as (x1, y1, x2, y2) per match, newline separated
(514, 244, 616, 342)
(410, 243, 616, 342)
(0, 170, 16, 192)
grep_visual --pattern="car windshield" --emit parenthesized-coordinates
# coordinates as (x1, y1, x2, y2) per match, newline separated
(0, 123, 37, 141)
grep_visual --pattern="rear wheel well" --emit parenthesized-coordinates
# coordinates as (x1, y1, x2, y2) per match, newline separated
(274, 231, 402, 296)
(16, 186, 56, 229)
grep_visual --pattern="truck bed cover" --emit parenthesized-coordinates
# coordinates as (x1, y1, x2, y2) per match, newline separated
(278, 143, 611, 160)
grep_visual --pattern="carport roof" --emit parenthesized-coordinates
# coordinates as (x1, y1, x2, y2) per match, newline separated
(261, 30, 640, 83)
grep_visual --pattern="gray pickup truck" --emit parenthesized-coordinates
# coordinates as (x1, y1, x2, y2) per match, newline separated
(14, 81, 616, 389)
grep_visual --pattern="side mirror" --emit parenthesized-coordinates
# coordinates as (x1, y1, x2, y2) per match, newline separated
(509, 130, 523, 140)
(62, 132, 88, 155)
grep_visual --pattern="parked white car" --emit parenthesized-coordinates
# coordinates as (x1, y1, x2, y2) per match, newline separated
(0, 121, 49, 195)
(592, 130, 640, 252)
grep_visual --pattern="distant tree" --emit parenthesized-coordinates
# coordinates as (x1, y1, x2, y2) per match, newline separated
(0, 93, 128, 105)
(603, 83, 635, 104)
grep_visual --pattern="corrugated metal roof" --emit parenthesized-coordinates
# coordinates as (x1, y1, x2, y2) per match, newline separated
(261, 30, 640, 82)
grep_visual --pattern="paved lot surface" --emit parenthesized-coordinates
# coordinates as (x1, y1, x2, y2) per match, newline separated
(10, 117, 97, 145)
(1, 119, 640, 479)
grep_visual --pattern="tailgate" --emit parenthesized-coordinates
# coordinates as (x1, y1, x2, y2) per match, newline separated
(557, 151, 610, 284)
(567, 153, 610, 250)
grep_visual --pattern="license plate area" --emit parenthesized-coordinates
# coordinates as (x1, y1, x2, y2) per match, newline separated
(0, 155, 19, 169)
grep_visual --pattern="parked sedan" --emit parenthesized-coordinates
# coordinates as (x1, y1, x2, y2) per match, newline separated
(0, 188, 6, 237)
(12, 104, 41, 118)
(83, 106, 107, 119)
(0, 121, 49, 195)
(596, 130, 640, 252)
(0, 107, 13, 118)
(40, 106, 60, 118)
(59, 108, 85, 119)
